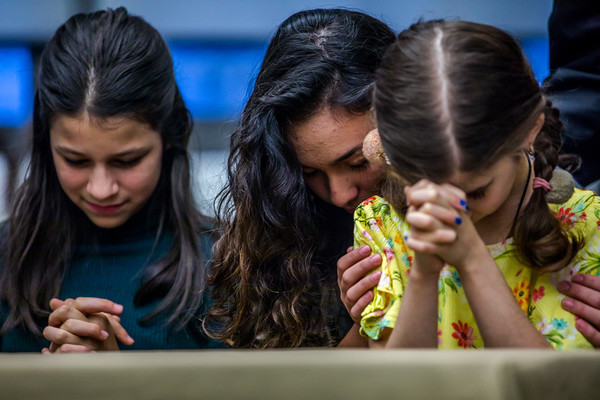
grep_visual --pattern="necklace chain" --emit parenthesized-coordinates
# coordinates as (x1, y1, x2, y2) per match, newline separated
(510, 150, 532, 237)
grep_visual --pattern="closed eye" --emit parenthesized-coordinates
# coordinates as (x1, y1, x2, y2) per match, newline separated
(113, 157, 143, 167)
(350, 159, 369, 172)
(63, 157, 88, 167)
(467, 188, 486, 200)
(302, 167, 319, 177)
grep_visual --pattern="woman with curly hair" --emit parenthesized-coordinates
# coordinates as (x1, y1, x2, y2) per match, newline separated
(204, 8, 395, 347)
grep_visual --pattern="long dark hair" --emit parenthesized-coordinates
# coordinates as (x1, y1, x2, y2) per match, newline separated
(205, 9, 395, 347)
(374, 20, 581, 270)
(1, 7, 209, 335)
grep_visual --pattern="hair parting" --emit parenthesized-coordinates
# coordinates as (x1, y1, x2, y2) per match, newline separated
(374, 19, 582, 271)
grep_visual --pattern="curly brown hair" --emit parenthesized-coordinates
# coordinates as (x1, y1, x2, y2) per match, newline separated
(204, 9, 395, 348)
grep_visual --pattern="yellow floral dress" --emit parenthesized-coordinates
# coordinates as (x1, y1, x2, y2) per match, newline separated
(355, 189, 600, 349)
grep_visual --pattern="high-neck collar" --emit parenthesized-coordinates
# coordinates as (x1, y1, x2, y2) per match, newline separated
(75, 196, 165, 245)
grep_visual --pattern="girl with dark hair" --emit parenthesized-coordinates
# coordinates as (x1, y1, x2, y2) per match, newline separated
(204, 8, 395, 348)
(0, 7, 219, 352)
(355, 19, 600, 349)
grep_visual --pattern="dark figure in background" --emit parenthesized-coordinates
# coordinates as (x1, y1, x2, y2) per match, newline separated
(544, 0, 600, 189)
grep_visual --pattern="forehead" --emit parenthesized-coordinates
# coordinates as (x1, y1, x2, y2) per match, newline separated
(287, 108, 374, 166)
(50, 113, 160, 148)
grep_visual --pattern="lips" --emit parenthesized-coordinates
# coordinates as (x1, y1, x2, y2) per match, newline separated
(85, 200, 126, 214)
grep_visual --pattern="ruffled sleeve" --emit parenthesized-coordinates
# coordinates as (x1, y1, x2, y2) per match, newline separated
(353, 196, 411, 340)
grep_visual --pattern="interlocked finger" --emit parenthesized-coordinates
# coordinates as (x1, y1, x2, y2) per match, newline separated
(43, 326, 102, 351)
(48, 303, 88, 327)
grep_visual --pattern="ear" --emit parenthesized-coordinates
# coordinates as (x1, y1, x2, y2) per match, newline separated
(526, 112, 545, 148)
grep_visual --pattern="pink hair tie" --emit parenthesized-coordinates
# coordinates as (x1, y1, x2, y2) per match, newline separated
(533, 177, 552, 192)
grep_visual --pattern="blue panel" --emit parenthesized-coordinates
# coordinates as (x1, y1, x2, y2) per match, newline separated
(520, 36, 550, 85)
(170, 42, 267, 121)
(0, 46, 33, 127)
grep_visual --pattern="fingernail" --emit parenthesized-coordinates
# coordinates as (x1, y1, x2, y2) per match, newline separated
(127, 336, 134, 343)
(558, 281, 570, 292)
(371, 270, 382, 282)
(369, 254, 381, 263)
(573, 274, 584, 283)
(359, 245, 371, 256)
(562, 298, 574, 308)
(455, 217, 462, 225)
(575, 319, 588, 332)
(459, 199, 468, 210)
(100, 330, 109, 340)
(114, 304, 123, 313)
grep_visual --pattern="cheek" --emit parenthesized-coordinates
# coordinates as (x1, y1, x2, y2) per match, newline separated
(358, 164, 386, 192)
(54, 163, 87, 192)
(477, 187, 511, 216)
(122, 156, 162, 196)
(303, 174, 328, 200)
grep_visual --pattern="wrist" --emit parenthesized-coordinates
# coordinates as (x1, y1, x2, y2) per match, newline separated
(457, 242, 494, 277)
(409, 264, 441, 284)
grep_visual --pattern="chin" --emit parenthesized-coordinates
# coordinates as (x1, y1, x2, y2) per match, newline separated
(87, 216, 127, 229)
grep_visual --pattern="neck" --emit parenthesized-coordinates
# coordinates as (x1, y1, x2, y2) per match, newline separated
(475, 153, 533, 245)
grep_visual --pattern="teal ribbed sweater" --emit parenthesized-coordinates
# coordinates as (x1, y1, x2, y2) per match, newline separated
(0, 206, 222, 352)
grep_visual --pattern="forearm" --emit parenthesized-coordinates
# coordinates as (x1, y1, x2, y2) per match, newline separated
(384, 268, 439, 348)
(460, 250, 551, 348)
(337, 324, 368, 348)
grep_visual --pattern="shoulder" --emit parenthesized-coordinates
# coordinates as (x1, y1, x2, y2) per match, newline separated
(196, 214, 217, 255)
(549, 188, 600, 237)
(0, 220, 9, 272)
(354, 195, 407, 245)
(0, 220, 8, 246)
(355, 196, 400, 220)
(197, 226, 217, 260)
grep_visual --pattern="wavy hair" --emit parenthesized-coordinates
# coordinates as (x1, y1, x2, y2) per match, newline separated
(205, 9, 395, 347)
(1, 7, 209, 335)
(374, 20, 582, 271)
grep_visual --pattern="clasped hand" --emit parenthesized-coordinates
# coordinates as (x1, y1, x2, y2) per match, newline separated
(41, 297, 134, 353)
(404, 180, 485, 272)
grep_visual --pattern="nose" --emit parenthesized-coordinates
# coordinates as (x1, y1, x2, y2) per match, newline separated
(329, 173, 358, 209)
(87, 166, 119, 201)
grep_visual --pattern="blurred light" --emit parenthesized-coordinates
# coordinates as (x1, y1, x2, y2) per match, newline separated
(0, 46, 33, 127)
(520, 36, 550, 85)
(170, 42, 266, 121)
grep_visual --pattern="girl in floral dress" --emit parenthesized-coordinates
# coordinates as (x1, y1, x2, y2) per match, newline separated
(356, 20, 600, 349)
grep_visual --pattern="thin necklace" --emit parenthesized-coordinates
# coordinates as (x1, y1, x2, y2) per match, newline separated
(510, 150, 532, 237)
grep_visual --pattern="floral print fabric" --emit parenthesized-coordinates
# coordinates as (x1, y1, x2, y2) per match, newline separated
(355, 189, 600, 349)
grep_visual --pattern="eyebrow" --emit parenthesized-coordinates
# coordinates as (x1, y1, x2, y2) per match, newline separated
(54, 146, 152, 158)
(333, 145, 362, 164)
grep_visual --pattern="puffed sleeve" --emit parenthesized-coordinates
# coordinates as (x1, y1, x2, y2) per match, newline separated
(353, 196, 412, 340)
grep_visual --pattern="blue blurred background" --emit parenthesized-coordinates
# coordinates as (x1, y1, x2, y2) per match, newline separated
(0, 0, 553, 216)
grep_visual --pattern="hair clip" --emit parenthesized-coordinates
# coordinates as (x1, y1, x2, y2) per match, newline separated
(532, 177, 551, 192)
(545, 169, 575, 204)
(363, 129, 391, 166)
